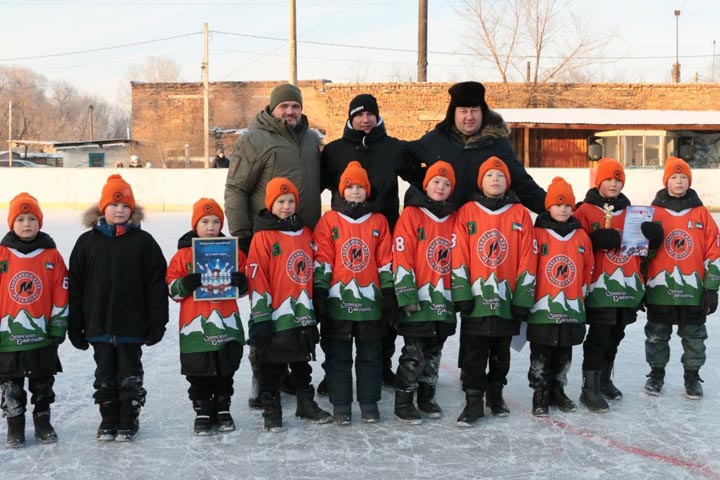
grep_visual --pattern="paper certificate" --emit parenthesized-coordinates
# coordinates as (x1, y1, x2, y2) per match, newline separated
(192, 237, 239, 301)
(621, 206, 655, 256)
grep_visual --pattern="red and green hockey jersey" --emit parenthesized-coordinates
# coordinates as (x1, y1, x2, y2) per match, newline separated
(529, 226, 594, 324)
(167, 245, 246, 354)
(575, 202, 645, 308)
(393, 206, 455, 324)
(0, 246, 69, 352)
(247, 227, 316, 331)
(451, 202, 536, 318)
(313, 211, 393, 321)
(646, 205, 720, 305)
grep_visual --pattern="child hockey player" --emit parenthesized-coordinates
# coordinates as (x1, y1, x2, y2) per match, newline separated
(0, 193, 68, 448)
(246, 177, 332, 431)
(167, 198, 248, 435)
(68, 174, 168, 442)
(644, 157, 720, 399)
(393, 161, 457, 424)
(527, 177, 593, 417)
(452, 156, 536, 427)
(313, 161, 394, 425)
(575, 158, 663, 412)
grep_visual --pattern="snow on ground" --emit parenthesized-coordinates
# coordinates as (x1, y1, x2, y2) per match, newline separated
(1, 209, 719, 480)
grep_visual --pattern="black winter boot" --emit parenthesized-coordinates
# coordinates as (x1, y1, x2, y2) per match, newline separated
(417, 383, 442, 419)
(6, 414, 25, 448)
(456, 390, 484, 427)
(549, 384, 576, 413)
(261, 392, 283, 432)
(360, 402, 380, 423)
(600, 361, 623, 400)
(116, 400, 140, 442)
(192, 400, 214, 436)
(644, 367, 665, 396)
(394, 389, 423, 425)
(580, 370, 609, 413)
(532, 389, 550, 417)
(684, 370, 704, 400)
(33, 409, 58, 444)
(248, 375, 262, 410)
(214, 396, 235, 433)
(485, 384, 510, 417)
(295, 387, 332, 424)
(333, 403, 352, 426)
(97, 401, 119, 441)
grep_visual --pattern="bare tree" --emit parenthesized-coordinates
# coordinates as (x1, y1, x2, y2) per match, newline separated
(459, 0, 613, 106)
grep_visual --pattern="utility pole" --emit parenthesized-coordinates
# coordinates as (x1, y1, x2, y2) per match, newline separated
(673, 10, 681, 83)
(713, 40, 716, 83)
(203, 22, 210, 168)
(289, 0, 297, 84)
(417, 0, 428, 82)
(89, 104, 95, 141)
(7, 102, 11, 165)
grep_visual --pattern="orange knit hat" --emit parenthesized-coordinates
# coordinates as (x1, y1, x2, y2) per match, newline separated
(423, 161, 456, 194)
(594, 158, 626, 189)
(8, 192, 43, 230)
(192, 198, 224, 230)
(265, 177, 300, 211)
(99, 174, 136, 213)
(663, 156, 692, 187)
(339, 161, 371, 196)
(477, 156, 511, 192)
(545, 176, 576, 211)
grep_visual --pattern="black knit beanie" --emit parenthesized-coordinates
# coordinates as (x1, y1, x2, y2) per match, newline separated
(348, 94, 380, 121)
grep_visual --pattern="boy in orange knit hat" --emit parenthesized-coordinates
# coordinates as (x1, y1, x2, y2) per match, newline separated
(166, 198, 248, 435)
(451, 156, 536, 427)
(313, 161, 394, 425)
(527, 177, 593, 417)
(643, 157, 720, 399)
(0, 193, 69, 448)
(68, 174, 168, 442)
(392, 161, 457, 424)
(247, 177, 331, 431)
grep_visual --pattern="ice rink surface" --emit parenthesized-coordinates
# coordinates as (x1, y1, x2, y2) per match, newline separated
(1, 210, 719, 480)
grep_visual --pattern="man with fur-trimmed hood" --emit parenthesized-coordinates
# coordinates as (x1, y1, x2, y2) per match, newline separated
(407, 81, 546, 213)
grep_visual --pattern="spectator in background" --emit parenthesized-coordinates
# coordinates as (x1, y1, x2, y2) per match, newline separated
(212, 151, 230, 168)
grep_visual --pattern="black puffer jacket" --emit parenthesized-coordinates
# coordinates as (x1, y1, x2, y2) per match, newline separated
(68, 205, 169, 339)
(407, 109, 546, 213)
(321, 119, 423, 230)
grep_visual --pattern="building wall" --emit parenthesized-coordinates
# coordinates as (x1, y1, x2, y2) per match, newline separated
(131, 81, 720, 166)
(60, 146, 132, 168)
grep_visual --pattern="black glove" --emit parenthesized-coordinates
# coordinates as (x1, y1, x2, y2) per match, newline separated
(589, 228, 622, 251)
(702, 289, 718, 315)
(381, 288, 397, 315)
(511, 305, 530, 322)
(403, 304, 422, 317)
(145, 327, 165, 346)
(641, 221, 664, 250)
(455, 300, 474, 315)
(231, 271, 247, 295)
(254, 321, 273, 346)
(313, 288, 329, 323)
(181, 273, 202, 293)
(68, 329, 89, 351)
(51, 336, 65, 346)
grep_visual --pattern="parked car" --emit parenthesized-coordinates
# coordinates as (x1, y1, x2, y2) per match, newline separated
(0, 159, 48, 167)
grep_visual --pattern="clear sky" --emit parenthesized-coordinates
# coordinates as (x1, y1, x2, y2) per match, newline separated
(2, 0, 719, 104)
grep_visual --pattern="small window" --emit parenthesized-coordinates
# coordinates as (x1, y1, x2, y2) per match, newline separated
(89, 153, 105, 168)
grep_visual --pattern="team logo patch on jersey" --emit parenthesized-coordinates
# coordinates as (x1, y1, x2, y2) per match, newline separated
(665, 229, 693, 260)
(477, 230, 508, 267)
(605, 248, 631, 265)
(426, 237, 452, 274)
(545, 255, 577, 288)
(341, 238, 370, 272)
(0, 261, 7, 273)
(45, 262, 55, 270)
(286, 250, 312, 284)
(8, 271, 42, 305)
(467, 221, 477, 235)
(272, 243, 282, 257)
(417, 227, 426, 241)
(332, 227, 339, 240)
(512, 222, 523, 231)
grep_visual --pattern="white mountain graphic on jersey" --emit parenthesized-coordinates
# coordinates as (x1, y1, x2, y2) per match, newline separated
(328, 278, 378, 302)
(417, 277, 452, 302)
(180, 310, 241, 337)
(0, 310, 47, 333)
(647, 266, 700, 289)
(471, 272, 511, 300)
(589, 267, 644, 293)
(273, 289, 313, 320)
(531, 291, 583, 315)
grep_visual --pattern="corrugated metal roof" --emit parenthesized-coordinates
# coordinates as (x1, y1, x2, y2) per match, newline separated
(496, 108, 720, 126)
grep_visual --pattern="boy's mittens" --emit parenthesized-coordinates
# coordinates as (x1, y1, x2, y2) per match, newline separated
(702, 289, 718, 315)
(145, 327, 165, 346)
(181, 273, 203, 292)
(231, 271, 248, 294)
(455, 300, 474, 315)
(640, 222, 664, 250)
(51, 336, 65, 346)
(511, 305, 530, 321)
(588, 228, 622, 250)
(253, 321, 273, 346)
(313, 288, 329, 322)
(381, 288, 397, 314)
(68, 330, 89, 351)
(403, 304, 422, 316)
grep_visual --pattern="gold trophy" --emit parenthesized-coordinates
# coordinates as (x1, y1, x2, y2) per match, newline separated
(602, 203, 614, 228)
